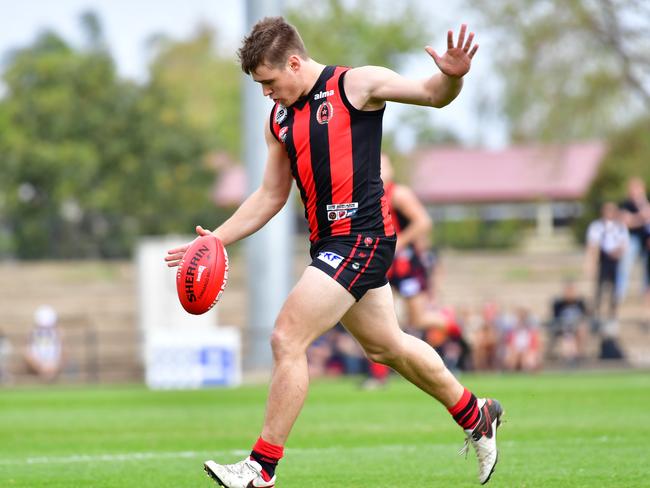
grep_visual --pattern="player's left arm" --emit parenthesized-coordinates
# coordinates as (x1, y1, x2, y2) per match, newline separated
(344, 24, 478, 110)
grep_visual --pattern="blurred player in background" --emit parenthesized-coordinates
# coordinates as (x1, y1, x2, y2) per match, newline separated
(362, 154, 449, 388)
(166, 17, 502, 486)
(586, 202, 629, 326)
(382, 153, 446, 330)
(645, 222, 650, 306)
(23, 305, 62, 381)
(617, 177, 650, 300)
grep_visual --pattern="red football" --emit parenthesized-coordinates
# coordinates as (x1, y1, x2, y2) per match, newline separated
(176, 234, 229, 315)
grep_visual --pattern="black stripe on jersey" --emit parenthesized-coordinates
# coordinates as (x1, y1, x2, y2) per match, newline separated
(283, 109, 310, 222)
(309, 65, 337, 240)
(338, 71, 386, 236)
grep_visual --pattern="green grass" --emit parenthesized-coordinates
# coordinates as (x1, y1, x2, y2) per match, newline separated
(1, 371, 649, 487)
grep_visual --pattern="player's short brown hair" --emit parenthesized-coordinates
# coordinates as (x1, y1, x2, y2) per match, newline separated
(238, 16, 308, 74)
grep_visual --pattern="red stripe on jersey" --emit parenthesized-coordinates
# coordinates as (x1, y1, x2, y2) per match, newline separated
(380, 194, 394, 236)
(270, 105, 282, 140)
(348, 237, 380, 291)
(327, 67, 354, 236)
(293, 104, 319, 241)
(382, 183, 398, 235)
(333, 234, 362, 281)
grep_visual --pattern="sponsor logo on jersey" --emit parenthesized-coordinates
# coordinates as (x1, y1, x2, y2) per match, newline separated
(326, 202, 358, 221)
(275, 104, 287, 124)
(352, 262, 360, 270)
(316, 101, 334, 124)
(317, 251, 344, 269)
(364, 237, 374, 246)
(279, 126, 288, 142)
(314, 89, 334, 100)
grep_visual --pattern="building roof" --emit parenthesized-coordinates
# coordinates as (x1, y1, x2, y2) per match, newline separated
(411, 142, 607, 203)
(212, 142, 608, 207)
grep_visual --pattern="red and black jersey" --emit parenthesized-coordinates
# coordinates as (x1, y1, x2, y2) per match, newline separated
(383, 181, 410, 235)
(270, 65, 394, 243)
(384, 181, 428, 286)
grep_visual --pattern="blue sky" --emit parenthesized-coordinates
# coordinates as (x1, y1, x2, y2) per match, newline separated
(0, 0, 507, 148)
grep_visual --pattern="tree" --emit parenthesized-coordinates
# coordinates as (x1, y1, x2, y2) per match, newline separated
(287, 0, 430, 68)
(464, 0, 650, 142)
(0, 3, 456, 259)
(147, 26, 241, 159)
(0, 13, 213, 258)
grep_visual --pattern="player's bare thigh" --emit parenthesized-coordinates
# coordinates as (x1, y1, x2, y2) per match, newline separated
(272, 266, 356, 355)
(341, 283, 404, 358)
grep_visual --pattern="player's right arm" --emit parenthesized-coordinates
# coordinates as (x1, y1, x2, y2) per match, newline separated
(210, 122, 292, 245)
(165, 122, 292, 267)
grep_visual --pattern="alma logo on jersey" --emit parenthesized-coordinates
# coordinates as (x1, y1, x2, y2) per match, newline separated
(314, 89, 334, 100)
(316, 101, 334, 124)
(317, 251, 344, 269)
(275, 104, 288, 124)
(279, 126, 288, 142)
(327, 202, 358, 221)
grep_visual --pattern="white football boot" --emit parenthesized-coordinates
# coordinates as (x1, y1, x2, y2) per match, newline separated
(459, 398, 503, 485)
(204, 457, 276, 488)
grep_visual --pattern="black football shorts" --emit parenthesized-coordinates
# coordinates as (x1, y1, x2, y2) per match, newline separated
(309, 234, 396, 301)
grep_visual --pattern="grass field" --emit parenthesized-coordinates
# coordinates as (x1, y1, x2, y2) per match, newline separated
(1, 371, 649, 487)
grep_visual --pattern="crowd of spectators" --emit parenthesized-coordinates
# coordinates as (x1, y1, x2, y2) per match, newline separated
(306, 284, 627, 381)
(306, 176, 650, 380)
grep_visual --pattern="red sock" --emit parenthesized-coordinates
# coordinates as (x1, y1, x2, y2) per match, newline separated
(369, 361, 390, 381)
(250, 437, 284, 481)
(447, 388, 480, 430)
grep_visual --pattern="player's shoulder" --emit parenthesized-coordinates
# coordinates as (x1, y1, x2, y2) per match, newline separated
(345, 65, 394, 85)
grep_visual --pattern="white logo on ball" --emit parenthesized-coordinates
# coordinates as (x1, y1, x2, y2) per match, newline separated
(197, 265, 207, 282)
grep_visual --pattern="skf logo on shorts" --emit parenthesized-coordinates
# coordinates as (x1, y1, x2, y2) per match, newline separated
(316, 101, 334, 124)
(275, 104, 287, 124)
(327, 202, 358, 221)
(317, 251, 344, 269)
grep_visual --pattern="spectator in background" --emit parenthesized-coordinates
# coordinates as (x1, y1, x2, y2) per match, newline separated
(645, 222, 650, 307)
(23, 305, 62, 381)
(423, 307, 472, 374)
(585, 202, 629, 326)
(503, 308, 541, 372)
(0, 329, 12, 384)
(617, 177, 650, 301)
(472, 302, 500, 371)
(548, 280, 589, 366)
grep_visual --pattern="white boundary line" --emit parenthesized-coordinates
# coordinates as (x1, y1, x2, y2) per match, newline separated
(0, 437, 615, 467)
(0, 444, 437, 466)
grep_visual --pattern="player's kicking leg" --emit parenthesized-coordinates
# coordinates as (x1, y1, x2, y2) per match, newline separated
(204, 266, 356, 487)
(459, 397, 503, 484)
(341, 283, 503, 484)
